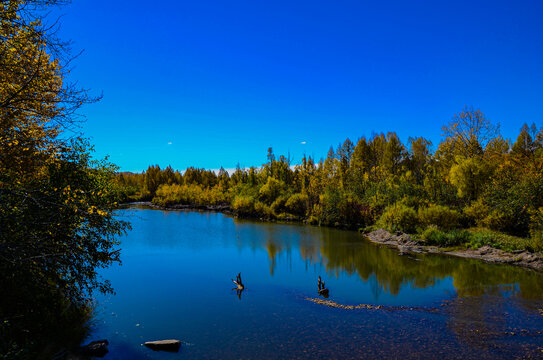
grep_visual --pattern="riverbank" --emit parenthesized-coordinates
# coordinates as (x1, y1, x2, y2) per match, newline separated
(120, 202, 543, 272)
(365, 229, 543, 272)
(120, 201, 232, 213)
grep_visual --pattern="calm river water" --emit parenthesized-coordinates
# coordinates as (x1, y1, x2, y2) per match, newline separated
(89, 208, 543, 359)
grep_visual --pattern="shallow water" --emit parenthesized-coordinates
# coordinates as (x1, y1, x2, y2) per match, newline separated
(89, 208, 543, 359)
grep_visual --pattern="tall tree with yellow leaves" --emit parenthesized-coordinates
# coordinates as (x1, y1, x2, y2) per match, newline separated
(1, 1, 129, 357)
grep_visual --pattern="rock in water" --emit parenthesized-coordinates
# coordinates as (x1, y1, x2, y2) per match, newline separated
(78, 339, 109, 357)
(144, 339, 181, 352)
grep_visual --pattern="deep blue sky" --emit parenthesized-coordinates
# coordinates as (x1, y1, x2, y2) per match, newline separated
(55, 0, 543, 172)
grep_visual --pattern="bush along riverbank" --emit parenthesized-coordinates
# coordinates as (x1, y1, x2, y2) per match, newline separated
(115, 108, 543, 268)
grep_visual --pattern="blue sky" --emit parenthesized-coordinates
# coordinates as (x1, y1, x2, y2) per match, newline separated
(55, 0, 543, 172)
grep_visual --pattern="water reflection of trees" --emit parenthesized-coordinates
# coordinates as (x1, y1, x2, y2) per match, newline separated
(322, 235, 543, 300)
(320, 234, 442, 295)
(236, 221, 543, 301)
(234, 221, 543, 355)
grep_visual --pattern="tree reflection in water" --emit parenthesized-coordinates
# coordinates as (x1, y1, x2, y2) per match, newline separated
(234, 219, 543, 351)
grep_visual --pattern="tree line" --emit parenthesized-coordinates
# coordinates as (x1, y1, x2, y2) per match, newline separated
(117, 106, 543, 251)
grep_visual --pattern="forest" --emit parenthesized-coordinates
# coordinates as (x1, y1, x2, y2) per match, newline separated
(117, 109, 543, 252)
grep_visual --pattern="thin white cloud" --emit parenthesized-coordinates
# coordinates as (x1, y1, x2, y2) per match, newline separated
(300, 141, 307, 145)
(167, 141, 173, 145)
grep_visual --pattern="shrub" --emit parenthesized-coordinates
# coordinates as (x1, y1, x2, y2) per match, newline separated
(463, 199, 489, 227)
(467, 230, 494, 249)
(153, 183, 232, 207)
(445, 229, 471, 246)
(527, 208, 543, 252)
(469, 206, 530, 237)
(341, 197, 374, 227)
(270, 196, 289, 215)
(420, 226, 470, 247)
(475, 172, 543, 236)
(418, 205, 460, 230)
(258, 177, 284, 205)
(529, 207, 543, 235)
(199, 185, 231, 205)
(153, 183, 202, 206)
(232, 195, 255, 216)
(420, 226, 447, 245)
(276, 213, 296, 221)
(397, 195, 428, 210)
(377, 203, 418, 233)
(527, 231, 543, 253)
(285, 193, 308, 217)
(480, 210, 509, 232)
(309, 203, 324, 225)
(254, 201, 273, 218)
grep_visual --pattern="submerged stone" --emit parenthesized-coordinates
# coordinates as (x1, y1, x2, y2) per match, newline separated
(78, 339, 109, 357)
(144, 339, 181, 352)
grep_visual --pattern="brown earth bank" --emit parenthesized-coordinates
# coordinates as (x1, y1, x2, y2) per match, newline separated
(365, 229, 543, 272)
(119, 203, 543, 272)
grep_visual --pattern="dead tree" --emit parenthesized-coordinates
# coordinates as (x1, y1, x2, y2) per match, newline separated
(318, 275, 329, 297)
(232, 272, 244, 290)
(235, 288, 243, 300)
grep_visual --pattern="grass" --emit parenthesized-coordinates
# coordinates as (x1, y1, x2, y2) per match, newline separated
(466, 228, 541, 252)
(417, 226, 540, 253)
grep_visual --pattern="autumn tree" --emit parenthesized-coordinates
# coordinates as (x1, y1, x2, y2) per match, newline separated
(383, 132, 406, 177)
(407, 137, 432, 184)
(0, 1, 129, 356)
(439, 105, 499, 160)
(336, 138, 354, 188)
(322, 146, 338, 186)
(511, 123, 539, 158)
(449, 157, 491, 202)
(349, 137, 372, 196)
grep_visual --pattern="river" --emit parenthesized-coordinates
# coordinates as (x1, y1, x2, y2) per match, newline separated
(89, 207, 543, 359)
